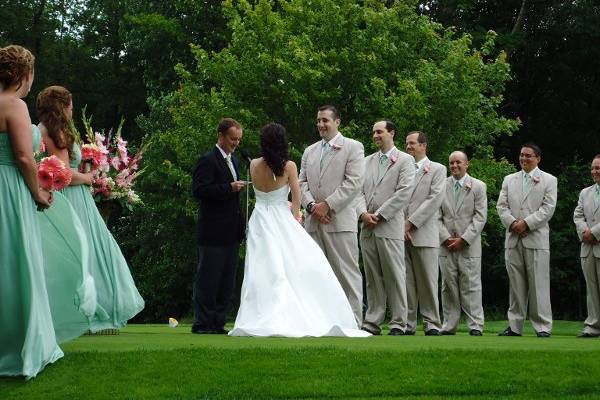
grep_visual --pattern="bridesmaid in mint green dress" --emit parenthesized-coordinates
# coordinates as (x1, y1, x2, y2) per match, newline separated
(37, 86, 144, 331)
(0, 45, 63, 379)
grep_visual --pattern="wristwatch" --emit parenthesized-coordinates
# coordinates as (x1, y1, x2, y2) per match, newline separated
(306, 201, 315, 214)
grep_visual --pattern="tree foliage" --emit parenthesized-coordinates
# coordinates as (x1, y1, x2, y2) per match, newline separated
(128, 0, 517, 320)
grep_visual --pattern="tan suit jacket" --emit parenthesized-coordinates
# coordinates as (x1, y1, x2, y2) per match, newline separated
(357, 148, 415, 240)
(405, 159, 446, 247)
(299, 134, 364, 232)
(439, 175, 487, 257)
(574, 185, 600, 258)
(496, 169, 557, 249)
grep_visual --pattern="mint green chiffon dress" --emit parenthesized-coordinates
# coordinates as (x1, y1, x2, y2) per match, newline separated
(38, 190, 98, 343)
(0, 126, 64, 379)
(61, 143, 144, 331)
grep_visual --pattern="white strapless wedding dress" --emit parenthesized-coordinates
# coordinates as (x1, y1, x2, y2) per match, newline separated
(229, 184, 370, 337)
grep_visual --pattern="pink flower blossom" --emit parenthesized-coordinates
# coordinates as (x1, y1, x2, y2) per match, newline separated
(52, 167, 73, 191)
(423, 164, 430, 174)
(110, 156, 122, 170)
(331, 143, 342, 150)
(81, 144, 103, 170)
(532, 176, 540, 184)
(464, 181, 472, 190)
(389, 155, 398, 164)
(38, 155, 71, 191)
(38, 169, 53, 191)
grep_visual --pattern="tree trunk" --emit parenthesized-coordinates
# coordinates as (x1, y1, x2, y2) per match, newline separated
(32, 0, 47, 56)
(511, 0, 528, 34)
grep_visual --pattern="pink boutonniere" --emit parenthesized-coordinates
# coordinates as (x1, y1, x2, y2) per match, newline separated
(423, 164, 430, 174)
(331, 143, 342, 150)
(389, 155, 398, 164)
(464, 181, 472, 190)
(532, 176, 540, 184)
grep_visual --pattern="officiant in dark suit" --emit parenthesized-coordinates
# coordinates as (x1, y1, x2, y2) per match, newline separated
(191, 118, 246, 334)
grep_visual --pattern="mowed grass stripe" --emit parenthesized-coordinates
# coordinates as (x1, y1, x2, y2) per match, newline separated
(2, 321, 599, 399)
(2, 347, 600, 399)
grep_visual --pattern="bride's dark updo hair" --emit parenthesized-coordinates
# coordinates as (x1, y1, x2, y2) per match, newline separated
(260, 123, 289, 177)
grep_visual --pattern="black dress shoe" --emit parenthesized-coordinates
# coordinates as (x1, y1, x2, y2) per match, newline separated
(191, 327, 215, 334)
(425, 329, 440, 336)
(404, 330, 416, 336)
(469, 329, 483, 336)
(440, 330, 455, 336)
(388, 328, 405, 336)
(577, 332, 600, 338)
(361, 327, 380, 335)
(215, 328, 229, 335)
(498, 327, 521, 336)
(536, 331, 551, 338)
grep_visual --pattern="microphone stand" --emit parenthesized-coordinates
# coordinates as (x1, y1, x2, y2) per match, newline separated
(240, 149, 252, 234)
(245, 164, 250, 232)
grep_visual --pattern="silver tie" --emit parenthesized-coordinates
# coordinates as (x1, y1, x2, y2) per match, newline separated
(226, 154, 237, 181)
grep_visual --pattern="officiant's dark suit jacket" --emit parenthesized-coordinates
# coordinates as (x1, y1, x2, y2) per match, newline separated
(192, 146, 245, 246)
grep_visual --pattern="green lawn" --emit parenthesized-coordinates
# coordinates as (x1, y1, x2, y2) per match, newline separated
(1, 321, 599, 399)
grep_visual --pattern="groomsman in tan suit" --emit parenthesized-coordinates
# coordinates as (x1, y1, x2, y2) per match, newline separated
(573, 154, 600, 338)
(299, 105, 365, 323)
(404, 131, 446, 335)
(438, 151, 487, 336)
(357, 120, 415, 335)
(497, 143, 557, 337)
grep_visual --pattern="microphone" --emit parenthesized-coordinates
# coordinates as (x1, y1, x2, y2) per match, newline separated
(240, 149, 252, 166)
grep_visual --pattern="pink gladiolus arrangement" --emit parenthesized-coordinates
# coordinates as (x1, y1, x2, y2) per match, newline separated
(82, 110, 145, 210)
(38, 155, 72, 191)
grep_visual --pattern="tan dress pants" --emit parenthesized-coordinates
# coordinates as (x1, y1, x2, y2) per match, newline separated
(505, 240, 552, 334)
(581, 255, 600, 335)
(439, 252, 484, 332)
(405, 243, 442, 332)
(310, 228, 363, 325)
(361, 236, 406, 333)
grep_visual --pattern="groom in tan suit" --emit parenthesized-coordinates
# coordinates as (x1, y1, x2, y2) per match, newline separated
(438, 151, 487, 336)
(497, 143, 557, 337)
(404, 131, 446, 335)
(299, 105, 365, 323)
(573, 154, 600, 338)
(357, 120, 415, 335)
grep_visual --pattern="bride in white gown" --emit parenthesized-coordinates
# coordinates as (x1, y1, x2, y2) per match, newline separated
(229, 123, 370, 337)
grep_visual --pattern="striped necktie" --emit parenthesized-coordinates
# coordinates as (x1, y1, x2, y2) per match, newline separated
(522, 173, 531, 194)
(453, 181, 461, 203)
(377, 154, 388, 181)
(320, 141, 330, 169)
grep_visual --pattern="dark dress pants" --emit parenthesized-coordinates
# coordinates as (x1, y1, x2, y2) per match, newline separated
(192, 243, 240, 330)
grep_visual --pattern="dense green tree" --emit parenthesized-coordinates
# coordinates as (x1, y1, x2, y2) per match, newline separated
(127, 0, 517, 320)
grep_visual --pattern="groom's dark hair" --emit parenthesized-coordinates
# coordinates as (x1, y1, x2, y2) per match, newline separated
(318, 105, 340, 120)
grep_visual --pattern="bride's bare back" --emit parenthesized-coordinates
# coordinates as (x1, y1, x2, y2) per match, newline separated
(250, 158, 301, 217)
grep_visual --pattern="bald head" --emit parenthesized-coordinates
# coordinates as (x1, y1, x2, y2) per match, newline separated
(449, 151, 468, 162)
(449, 151, 469, 179)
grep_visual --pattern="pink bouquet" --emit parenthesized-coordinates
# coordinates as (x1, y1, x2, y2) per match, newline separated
(38, 155, 73, 191)
(82, 111, 144, 209)
(80, 143, 105, 172)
